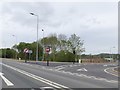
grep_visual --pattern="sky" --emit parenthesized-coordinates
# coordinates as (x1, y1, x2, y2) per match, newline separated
(0, 1, 118, 54)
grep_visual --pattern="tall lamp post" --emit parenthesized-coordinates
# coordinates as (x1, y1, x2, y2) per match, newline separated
(12, 35, 17, 59)
(110, 47, 115, 61)
(30, 12, 39, 62)
(42, 29, 44, 61)
(3, 41, 6, 58)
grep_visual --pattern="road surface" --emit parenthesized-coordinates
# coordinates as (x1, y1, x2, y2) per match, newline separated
(0, 58, 119, 90)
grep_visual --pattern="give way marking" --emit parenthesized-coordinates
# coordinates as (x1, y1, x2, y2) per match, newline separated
(0, 72, 14, 86)
(77, 68, 88, 72)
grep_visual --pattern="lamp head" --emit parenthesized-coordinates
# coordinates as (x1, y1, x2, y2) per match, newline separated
(30, 13, 34, 15)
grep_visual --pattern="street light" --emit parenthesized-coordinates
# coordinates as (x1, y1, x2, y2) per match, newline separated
(3, 41, 6, 58)
(12, 35, 17, 59)
(42, 29, 44, 61)
(110, 47, 115, 61)
(30, 12, 39, 62)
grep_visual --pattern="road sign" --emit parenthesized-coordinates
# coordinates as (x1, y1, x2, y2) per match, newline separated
(23, 48, 33, 54)
(45, 47, 50, 53)
(29, 50, 33, 54)
(45, 46, 51, 66)
(23, 48, 29, 53)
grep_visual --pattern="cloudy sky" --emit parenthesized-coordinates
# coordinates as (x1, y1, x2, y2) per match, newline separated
(0, 1, 118, 54)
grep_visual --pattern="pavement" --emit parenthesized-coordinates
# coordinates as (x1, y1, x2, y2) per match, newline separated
(0, 58, 119, 90)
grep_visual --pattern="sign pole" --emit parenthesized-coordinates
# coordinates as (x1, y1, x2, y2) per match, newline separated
(47, 53, 49, 66)
(45, 46, 50, 66)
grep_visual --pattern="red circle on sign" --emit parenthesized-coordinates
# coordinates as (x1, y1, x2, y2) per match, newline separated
(46, 48, 50, 52)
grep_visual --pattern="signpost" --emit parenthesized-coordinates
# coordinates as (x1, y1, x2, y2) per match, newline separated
(45, 46, 50, 66)
(46, 47, 50, 53)
(73, 47, 76, 64)
(23, 48, 32, 63)
(23, 48, 28, 63)
(28, 50, 33, 60)
(24, 48, 29, 53)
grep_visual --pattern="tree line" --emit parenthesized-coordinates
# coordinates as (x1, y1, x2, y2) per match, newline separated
(0, 33, 85, 62)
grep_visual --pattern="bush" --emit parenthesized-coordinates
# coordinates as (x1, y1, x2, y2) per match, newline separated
(0, 48, 17, 58)
(55, 50, 74, 62)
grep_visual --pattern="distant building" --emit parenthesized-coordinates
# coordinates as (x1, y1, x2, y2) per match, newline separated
(104, 58, 114, 62)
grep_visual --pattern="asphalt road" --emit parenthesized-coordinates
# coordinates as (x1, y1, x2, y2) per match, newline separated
(24, 60, 118, 80)
(0, 58, 119, 90)
(56, 63, 118, 80)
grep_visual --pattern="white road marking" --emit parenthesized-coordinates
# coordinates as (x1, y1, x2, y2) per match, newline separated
(48, 69, 117, 83)
(104, 67, 118, 77)
(56, 67, 65, 70)
(69, 65, 73, 67)
(77, 68, 88, 71)
(1, 63, 69, 89)
(103, 65, 107, 66)
(46, 65, 118, 83)
(40, 87, 55, 90)
(55, 64, 81, 70)
(71, 72, 117, 83)
(0, 72, 14, 86)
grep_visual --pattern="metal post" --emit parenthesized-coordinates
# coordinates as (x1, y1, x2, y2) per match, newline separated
(42, 29, 44, 61)
(47, 53, 49, 66)
(73, 48, 76, 64)
(36, 15, 39, 62)
(3, 41, 6, 58)
(12, 35, 17, 60)
(46, 46, 50, 66)
(110, 47, 115, 62)
(29, 53, 30, 61)
(30, 13, 39, 63)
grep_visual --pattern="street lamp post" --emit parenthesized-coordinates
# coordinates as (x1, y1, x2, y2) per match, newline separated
(110, 47, 115, 61)
(3, 41, 6, 58)
(30, 13, 39, 62)
(12, 35, 17, 59)
(42, 29, 44, 61)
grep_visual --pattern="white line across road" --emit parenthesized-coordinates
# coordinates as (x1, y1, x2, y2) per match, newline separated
(0, 72, 14, 86)
(0, 63, 69, 89)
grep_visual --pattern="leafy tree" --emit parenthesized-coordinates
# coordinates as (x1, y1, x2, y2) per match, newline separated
(1, 33, 85, 62)
(68, 34, 85, 61)
(0, 48, 16, 58)
(55, 50, 74, 62)
(40, 33, 85, 62)
(41, 34, 59, 61)
(16, 42, 43, 61)
(58, 34, 68, 51)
